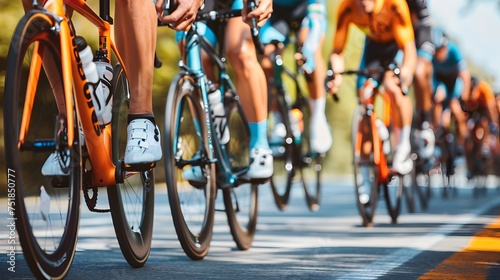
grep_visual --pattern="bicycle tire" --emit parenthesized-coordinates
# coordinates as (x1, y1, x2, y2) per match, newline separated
(222, 90, 259, 250)
(352, 106, 379, 227)
(107, 64, 154, 267)
(268, 87, 294, 210)
(4, 11, 81, 279)
(297, 98, 322, 212)
(164, 73, 216, 260)
(383, 175, 404, 224)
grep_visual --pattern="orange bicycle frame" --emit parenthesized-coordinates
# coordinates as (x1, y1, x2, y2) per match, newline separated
(19, 0, 126, 186)
(354, 80, 392, 184)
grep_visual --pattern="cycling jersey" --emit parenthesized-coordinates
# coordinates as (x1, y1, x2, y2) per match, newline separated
(406, 0, 431, 27)
(406, 0, 434, 60)
(432, 41, 467, 104)
(333, 0, 413, 89)
(333, 0, 414, 51)
(260, 0, 327, 73)
(469, 80, 495, 110)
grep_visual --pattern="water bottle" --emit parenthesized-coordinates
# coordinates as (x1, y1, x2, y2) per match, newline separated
(94, 50, 113, 125)
(207, 81, 230, 144)
(375, 118, 391, 156)
(290, 108, 303, 143)
(75, 36, 111, 126)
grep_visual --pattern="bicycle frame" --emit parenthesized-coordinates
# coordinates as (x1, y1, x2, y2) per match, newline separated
(354, 79, 392, 184)
(19, 0, 126, 186)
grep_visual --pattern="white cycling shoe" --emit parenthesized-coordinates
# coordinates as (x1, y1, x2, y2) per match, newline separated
(41, 149, 70, 176)
(242, 148, 274, 180)
(392, 141, 413, 175)
(124, 119, 162, 165)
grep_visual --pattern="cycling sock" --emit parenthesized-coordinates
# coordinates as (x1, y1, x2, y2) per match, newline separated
(249, 120, 270, 150)
(309, 96, 326, 124)
(399, 125, 412, 146)
(128, 113, 156, 125)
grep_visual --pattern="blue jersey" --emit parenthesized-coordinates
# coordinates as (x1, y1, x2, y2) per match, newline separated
(433, 41, 466, 81)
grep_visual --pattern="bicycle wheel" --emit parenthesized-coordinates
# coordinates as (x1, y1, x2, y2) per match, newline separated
(4, 11, 81, 279)
(107, 64, 154, 267)
(297, 98, 322, 212)
(267, 87, 294, 210)
(164, 73, 216, 260)
(383, 175, 404, 224)
(222, 89, 259, 250)
(352, 106, 379, 227)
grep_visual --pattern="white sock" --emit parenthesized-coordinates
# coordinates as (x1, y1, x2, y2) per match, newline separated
(399, 125, 412, 148)
(309, 97, 326, 124)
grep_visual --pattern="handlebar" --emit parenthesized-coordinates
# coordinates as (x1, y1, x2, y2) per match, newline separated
(194, 0, 264, 55)
(324, 62, 408, 102)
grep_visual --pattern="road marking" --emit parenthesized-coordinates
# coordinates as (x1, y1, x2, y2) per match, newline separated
(419, 215, 500, 280)
(336, 197, 500, 280)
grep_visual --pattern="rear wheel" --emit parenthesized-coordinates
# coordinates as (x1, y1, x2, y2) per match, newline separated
(267, 87, 294, 210)
(352, 106, 379, 227)
(4, 11, 81, 279)
(383, 175, 404, 224)
(108, 64, 155, 267)
(222, 90, 259, 250)
(164, 74, 216, 260)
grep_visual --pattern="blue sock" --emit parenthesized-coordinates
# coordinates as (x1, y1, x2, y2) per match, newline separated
(248, 120, 270, 150)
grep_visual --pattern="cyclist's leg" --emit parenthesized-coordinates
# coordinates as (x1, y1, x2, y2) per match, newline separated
(384, 51, 414, 174)
(115, 0, 161, 165)
(297, 2, 331, 154)
(225, 1, 272, 179)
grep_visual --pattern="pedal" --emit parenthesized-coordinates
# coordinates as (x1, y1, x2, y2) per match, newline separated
(116, 160, 155, 184)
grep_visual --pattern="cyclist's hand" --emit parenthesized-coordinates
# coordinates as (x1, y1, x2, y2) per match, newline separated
(243, 0, 272, 25)
(156, 0, 204, 31)
(325, 70, 342, 95)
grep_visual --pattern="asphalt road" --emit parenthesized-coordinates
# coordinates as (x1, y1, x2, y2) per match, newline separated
(1, 169, 500, 279)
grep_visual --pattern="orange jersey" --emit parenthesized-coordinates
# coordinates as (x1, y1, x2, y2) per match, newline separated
(469, 81, 495, 109)
(333, 0, 414, 53)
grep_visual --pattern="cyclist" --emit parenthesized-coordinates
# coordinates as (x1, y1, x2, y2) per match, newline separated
(326, 0, 417, 175)
(37, 0, 206, 175)
(431, 28, 470, 154)
(406, 0, 436, 161)
(463, 76, 499, 178)
(260, 0, 332, 154)
(169, 0, 275, 181)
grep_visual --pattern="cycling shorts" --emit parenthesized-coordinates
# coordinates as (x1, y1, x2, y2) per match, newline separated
(433, 73, 464, 108)
(356, 38, 404, 90)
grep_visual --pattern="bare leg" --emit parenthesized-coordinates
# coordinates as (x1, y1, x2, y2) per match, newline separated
(115, 0, 157, 115)
(225, 17, 267, 123)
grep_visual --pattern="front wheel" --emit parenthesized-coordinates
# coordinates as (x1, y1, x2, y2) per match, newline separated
(164, 74, 216, 260)
(108, 64, 155, 267)
(297, 99, 322, 212)
(4, 11, 81, 279)
(352, 106, 379, 226)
